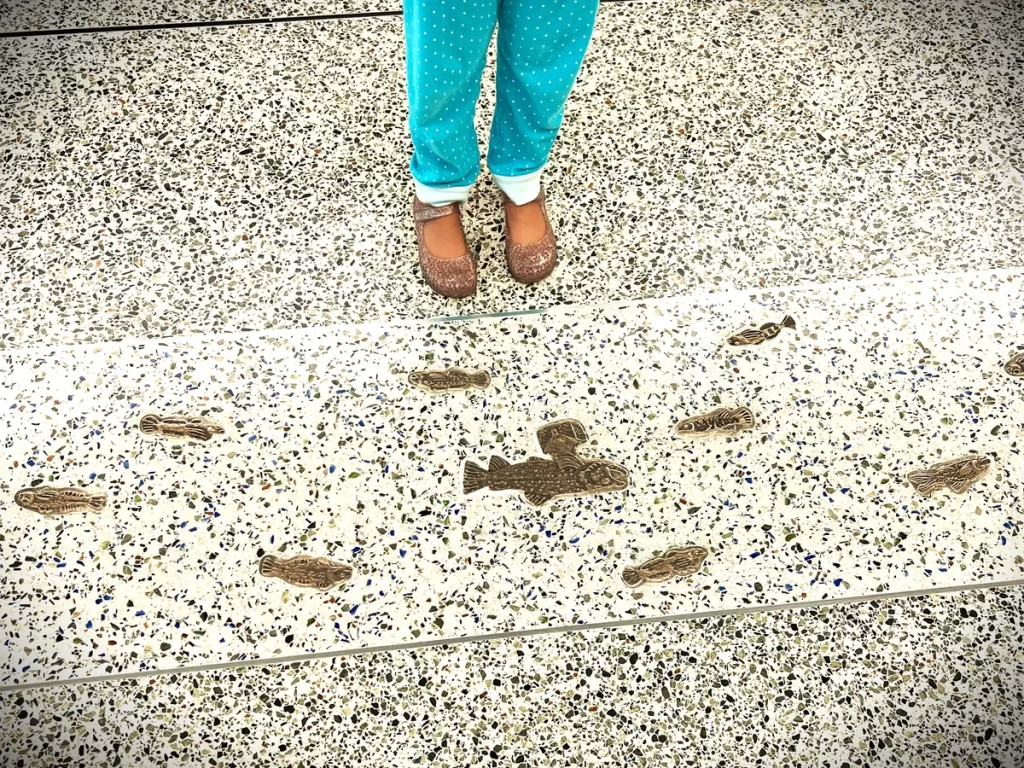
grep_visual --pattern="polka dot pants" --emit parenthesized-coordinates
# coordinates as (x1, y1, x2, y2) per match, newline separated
(403, 0, 600, 206)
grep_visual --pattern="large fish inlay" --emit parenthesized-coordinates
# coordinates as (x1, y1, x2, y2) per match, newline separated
(907, 455, 991, 497)
(462, 419, 629, 506)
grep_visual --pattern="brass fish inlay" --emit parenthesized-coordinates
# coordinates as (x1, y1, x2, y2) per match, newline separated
(408, 367, 491, 394)
(907, 455, 991, 497)
(728, 315, 796, 346)
(536, 418, 589, 456)
(258, 555, 354, 591)
(463, 418, 629, 506)
(140, 414, 225, 442)
(675, 407, 756, 437)
(1005, 352, 1024, 377)
(14, 487, 107, 516)
(622, 546, 709, 588)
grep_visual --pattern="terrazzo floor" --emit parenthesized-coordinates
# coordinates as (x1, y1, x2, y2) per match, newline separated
(3, 586, 1022, 767)
(2, 0, 1024, 764)
(2, 0, 1022, 348)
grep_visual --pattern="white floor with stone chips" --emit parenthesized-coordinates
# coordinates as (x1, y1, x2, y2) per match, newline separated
(1, 0, 1022, 766)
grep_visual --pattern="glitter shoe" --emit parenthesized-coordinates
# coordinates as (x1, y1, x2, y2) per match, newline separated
(413, 197, 477, 299)
(502, 186, 557, 285)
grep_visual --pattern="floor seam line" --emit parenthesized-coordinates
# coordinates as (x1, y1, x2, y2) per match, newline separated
(4, 578, 1022, 693)
(2, 266, 1021, 356)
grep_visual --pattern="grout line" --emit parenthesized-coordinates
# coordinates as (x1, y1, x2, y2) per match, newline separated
(0, 0, 640, 39)
(4, 578, 1023, 693)
(3, 265, 1021, 356)
(0, 10, 400, 38)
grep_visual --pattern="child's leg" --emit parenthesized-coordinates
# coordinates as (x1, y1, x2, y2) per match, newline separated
(487, 0, 600, 204)
(404, 0, 500, 206)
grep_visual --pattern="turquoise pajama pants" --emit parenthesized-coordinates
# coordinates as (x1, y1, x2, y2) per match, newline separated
(403, 0, 600, 206)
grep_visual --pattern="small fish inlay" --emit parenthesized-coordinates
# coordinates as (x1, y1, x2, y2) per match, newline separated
(140, 414, 225, 442)
(1005, 352, 1024, 377)
(408, 367, 491, 393)
(728, 315, 796, 346)
(675, 407, 756, 437)
(622, 546, 709, 588)
(907, 455, 991, 497)
(463, 419, 629, 506)
(258, 555, 354, 591)
(14, 487, 107, 516)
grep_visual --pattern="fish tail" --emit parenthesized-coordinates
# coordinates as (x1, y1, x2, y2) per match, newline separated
(621, 568, 645, 588)
(462, 461, 489, 495)
(907, 470, 939, 497)
(469, 371, 490, 389)
(733, 408, 756, 430)
(139, 415, 161, 434)
(258, 555, 281, 577)
(88, 494, 108, 511)
(781, 315, 796, 330)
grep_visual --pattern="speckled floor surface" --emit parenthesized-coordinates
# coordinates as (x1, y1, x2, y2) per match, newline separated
(3, 586, 1022, 767)
(2, 0, 1022, 348)
(2, 270, 1022, 685)
(3, 0, 1024, 762)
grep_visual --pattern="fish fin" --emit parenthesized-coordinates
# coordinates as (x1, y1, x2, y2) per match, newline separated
(733, 408, 756, 430)
(469, 370, 490, 389)
(522, 489, 554, 506)
(781, 315, 796, 330)
(488, 456, 510, 471)
(555, 453, 585, 472)
(463, 461, 489, 495)
(258, 555, 279, 576)
(526, 456, 546, 463)
(948, 475, 978, 494)
(759, 322, 776, 330)
(907, 470, 939, 497)
(88, 494, 107, 511)
(186, 424, 215, 441)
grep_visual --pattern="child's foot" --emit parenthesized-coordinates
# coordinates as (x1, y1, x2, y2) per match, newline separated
(502, 187, 557, 284)
(503, 197, 548, 244)
(422, 206, 470, 259)
(413, 198, 477, 299)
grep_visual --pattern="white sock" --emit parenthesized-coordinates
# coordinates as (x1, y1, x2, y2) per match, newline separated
(492, 168, 543, 206)
(415, 180, 471, 207)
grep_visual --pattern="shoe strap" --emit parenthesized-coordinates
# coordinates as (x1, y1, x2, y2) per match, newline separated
(414, 202, 459, 223)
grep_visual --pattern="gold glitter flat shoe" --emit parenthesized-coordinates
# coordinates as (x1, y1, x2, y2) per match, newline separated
(413, 197, 477, 299)
(502, 186, 557, 285)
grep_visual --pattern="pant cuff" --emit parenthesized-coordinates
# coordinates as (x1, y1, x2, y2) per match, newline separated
(415, 180, 472, 207)
(491, 169, 543, 206)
